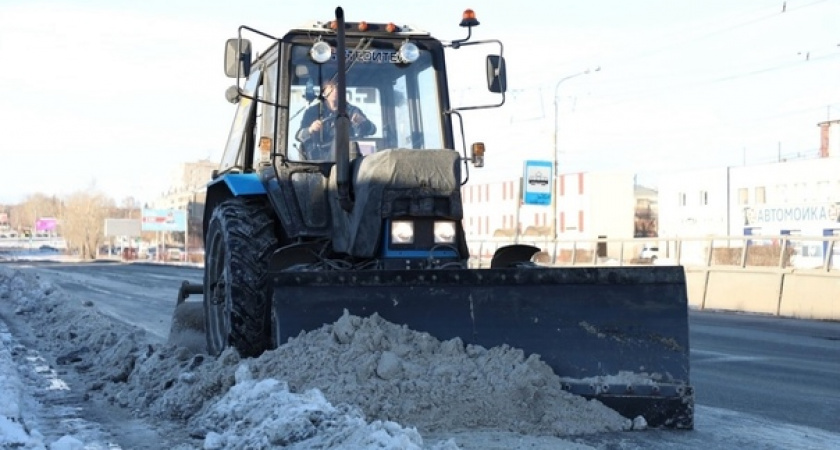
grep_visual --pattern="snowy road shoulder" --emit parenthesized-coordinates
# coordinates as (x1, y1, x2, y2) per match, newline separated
(1, 265, 602, 449)
(0, 315, 99, 450)
(0, 318, 41, 448)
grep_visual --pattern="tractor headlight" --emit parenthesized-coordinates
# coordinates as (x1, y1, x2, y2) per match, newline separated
(433, 221, 456, 244)
(398, 41, 420, 63)
(310, 40, 333, 64)
(391, 220, 415, 244)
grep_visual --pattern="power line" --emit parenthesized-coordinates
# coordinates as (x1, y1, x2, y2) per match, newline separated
(572, 51, 839, 111)
(511, 3, 839, 108)
(600, 0, 831, 69)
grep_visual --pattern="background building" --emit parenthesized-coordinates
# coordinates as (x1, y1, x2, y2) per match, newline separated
(659, 120, 840, 239)
(657, 120, 840, 264)
(658, 167, 730, 238)
(730, 159, 840, 237)
(462, 170, 639, 260)
(151, 159, 215, 210)
(151, 159, 216, 250)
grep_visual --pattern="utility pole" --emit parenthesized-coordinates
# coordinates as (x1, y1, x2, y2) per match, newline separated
(551, 66, 600, 239)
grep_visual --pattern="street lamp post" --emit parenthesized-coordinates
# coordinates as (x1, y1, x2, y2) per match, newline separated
(551, 66, 600, 239)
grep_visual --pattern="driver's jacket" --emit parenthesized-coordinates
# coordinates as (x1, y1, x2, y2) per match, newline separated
(295, 102, 376, 160)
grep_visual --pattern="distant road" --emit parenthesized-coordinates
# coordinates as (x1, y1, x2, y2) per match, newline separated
(5, 261, 201, 339)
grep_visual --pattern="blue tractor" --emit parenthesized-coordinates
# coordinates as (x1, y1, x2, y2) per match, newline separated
(174, 7, 694, 429)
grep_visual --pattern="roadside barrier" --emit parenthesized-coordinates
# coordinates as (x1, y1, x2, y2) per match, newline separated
(467, 235, 840, 321)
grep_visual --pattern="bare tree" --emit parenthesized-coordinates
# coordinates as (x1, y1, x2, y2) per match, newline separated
(60, 190, 115, 259)
(119, 196, 141, 219)
(8, 194, 62, 234)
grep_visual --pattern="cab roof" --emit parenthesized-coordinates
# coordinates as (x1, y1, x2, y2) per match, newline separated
(289, 20, 431, 38)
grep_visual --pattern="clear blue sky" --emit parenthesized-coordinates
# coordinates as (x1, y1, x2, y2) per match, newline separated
(1, 0, 837, 204)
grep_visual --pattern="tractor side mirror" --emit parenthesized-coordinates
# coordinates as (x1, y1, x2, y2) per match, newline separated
(224, 38, 252, 78)
(486, 55, 506, 93)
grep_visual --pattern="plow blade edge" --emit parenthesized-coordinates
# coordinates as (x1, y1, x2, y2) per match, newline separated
(271, 265, 693, 428)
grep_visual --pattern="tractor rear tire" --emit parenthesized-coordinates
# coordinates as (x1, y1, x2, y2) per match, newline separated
(203, 197, 279, 357)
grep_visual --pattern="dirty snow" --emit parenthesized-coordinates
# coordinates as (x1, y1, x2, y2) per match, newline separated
(0, 265, 628, 449)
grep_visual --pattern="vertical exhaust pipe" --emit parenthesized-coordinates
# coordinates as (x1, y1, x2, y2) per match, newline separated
(334, 7, 353, 212)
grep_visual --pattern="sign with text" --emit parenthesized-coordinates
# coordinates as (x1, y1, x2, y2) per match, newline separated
(522, 160, 553, 206)
(744, 203, 840, 226)
(141, 209, 186, 232)
(35, 217, 57, 232)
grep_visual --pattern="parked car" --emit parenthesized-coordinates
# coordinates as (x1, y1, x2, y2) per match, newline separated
(639, 245, 660, 261)
(122, 247, 138, 260)
(166, 248, 182, 261)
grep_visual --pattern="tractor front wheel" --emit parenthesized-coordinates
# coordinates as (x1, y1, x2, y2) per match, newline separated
(203, 197, 279, 357)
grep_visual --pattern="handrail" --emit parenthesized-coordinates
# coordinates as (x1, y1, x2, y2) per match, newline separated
(466, 235, 840, 271)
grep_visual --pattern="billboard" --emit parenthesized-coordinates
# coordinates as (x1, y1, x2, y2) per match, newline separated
(522, 160, 553, 206)
(105, 219, 142, 237)
(35, 217, 58, 232)
(141, 209, 186, 232)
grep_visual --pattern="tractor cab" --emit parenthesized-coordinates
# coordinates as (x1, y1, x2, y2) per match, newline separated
(217, 11, 503, 176)
(211, 10, 504, 248)
(284, 30, 444, 162)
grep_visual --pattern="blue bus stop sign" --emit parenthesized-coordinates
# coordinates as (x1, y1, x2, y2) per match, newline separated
(523, 160, 553, 206)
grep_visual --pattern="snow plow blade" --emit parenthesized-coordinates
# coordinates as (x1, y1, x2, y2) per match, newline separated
(272, 265, 693, 429)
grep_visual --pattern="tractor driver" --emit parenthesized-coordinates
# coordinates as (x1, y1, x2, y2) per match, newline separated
(295, 79, 376, 160)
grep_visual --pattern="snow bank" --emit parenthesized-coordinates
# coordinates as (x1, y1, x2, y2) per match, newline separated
(0, 322, 46, 449)
(0, 265, 629, 449)
(249, 312, 631, 435)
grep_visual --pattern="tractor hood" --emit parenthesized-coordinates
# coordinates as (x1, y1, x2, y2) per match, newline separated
(328, 149, 463, 257)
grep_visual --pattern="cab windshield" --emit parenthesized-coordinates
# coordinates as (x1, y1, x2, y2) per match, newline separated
(285, 43, 444, 162)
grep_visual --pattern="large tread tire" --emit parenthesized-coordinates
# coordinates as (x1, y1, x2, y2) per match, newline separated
(204, 197, 279, 357)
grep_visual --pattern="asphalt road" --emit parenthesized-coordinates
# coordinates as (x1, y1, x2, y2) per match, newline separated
(15, 261, 203, 340)
(689, 310, 840, 432)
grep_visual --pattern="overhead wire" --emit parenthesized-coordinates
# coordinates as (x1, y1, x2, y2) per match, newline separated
(582, 0, 831, 74)
(582, 49, 840, 111)
(529, 0, 837, 109)
(475, 2, 838, 175)
(535, 1, 840, 149)
(511, 1, 794, 89)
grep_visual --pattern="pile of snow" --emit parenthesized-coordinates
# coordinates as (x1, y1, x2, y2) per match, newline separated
(0, 266, 630, 449)
(0, 323, 35, 447)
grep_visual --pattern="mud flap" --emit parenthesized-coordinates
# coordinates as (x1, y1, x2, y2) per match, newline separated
(271, 265, 693, 428)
